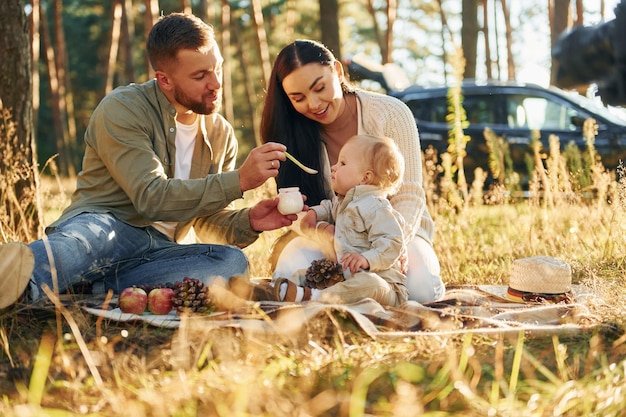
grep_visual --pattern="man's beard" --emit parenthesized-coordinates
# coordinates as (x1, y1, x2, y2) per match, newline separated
(174, 87, 221, 115)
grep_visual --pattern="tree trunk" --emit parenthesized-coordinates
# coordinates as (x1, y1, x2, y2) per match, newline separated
(40, 2, 67, 175)
(500, 0, 515, 80)
(53, 0, 77, 176)
(462, 0, 479, 79)
(144, 0, 159, 81)
(492, 0, 501, 79)
(437, 0, 457, 85)
(0, 0, 40, 240)
(551, 0, 573, 52)
(232, 20, 261, 147)
(383, 0, 397, 64)
(31, 0, 41, 130)
(121, 0, 136, 84)
(251, 0, 271, 88)
(550, 0, 572, 84)
(482, 0, 493, 79)
(364, 0, 383, 63)
(320, 0, 342, 61)
(575, 0, 583, 25)
(197, 0, 210, 23)
(437, 0, 450, 84)
(286, 0, 296, 38)
(0, 1, 33, 142)
(221, 0, 234, 124)
(105, 0, 123, 96)
(180, 0, 192, 14)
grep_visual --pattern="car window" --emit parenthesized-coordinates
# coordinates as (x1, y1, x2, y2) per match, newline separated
(506, 94, 586, 131)
(463, 95, 497, 124)
(406, 94, 497, 125)
(406, 97, 447, 124)
(405, 89, 595, 132)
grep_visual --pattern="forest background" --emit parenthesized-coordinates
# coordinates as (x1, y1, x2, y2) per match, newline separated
(0, 0, 620, 183)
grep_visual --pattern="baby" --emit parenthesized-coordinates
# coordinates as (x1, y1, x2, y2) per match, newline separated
(274, 134, 408, 306)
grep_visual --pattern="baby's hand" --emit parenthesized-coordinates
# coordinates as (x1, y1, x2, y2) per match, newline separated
(340, 253, 369, 274)
(317, 222, 335, 237)
(300, 210, 318, 232)
(313, 222, 336, 260)
(399, 248, 408, 275)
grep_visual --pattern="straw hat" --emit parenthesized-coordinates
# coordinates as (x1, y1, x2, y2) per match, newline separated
(506, 256, 573, 303)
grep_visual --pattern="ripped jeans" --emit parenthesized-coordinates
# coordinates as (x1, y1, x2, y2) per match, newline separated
(28, 213, 248, 301)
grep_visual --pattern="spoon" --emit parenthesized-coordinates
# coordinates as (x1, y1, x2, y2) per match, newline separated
(284, 151, 318, 174)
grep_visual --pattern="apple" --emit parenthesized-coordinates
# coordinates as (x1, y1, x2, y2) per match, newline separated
(118, 287, 148, 314)
(148, 287, 174, 315)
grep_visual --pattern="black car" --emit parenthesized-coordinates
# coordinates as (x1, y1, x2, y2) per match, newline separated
(345, 56, 626, 181)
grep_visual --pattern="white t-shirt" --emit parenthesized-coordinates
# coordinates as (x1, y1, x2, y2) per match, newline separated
(152, 116, 198, 241)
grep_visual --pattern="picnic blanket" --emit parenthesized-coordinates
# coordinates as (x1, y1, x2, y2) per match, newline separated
(83, 284, 602, 339)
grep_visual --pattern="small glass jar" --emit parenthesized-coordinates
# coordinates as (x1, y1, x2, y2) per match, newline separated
(277, 187, 304, 215)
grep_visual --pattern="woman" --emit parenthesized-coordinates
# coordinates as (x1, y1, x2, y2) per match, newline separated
(260, 39, 444, 303)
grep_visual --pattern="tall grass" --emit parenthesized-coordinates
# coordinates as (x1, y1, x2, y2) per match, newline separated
(0, 107, 625, 415)
(0, 100, 40, 242)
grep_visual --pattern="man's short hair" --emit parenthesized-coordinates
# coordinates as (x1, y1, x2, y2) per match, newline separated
(146, 13, 215, 71)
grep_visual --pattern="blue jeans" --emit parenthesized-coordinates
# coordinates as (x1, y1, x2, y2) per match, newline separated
(28, 213, 248, 301)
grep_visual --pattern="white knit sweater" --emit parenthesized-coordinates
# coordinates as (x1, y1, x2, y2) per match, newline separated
(354, 90, 435, 244)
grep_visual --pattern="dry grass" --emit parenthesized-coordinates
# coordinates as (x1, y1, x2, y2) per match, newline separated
(0, 172, 624, 416)
(1, 103, 626, 414)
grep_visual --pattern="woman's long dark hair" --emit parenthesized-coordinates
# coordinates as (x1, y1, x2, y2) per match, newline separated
(260, 40, 355, 206)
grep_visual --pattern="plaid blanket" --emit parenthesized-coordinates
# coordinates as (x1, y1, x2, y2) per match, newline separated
(83, 285, 600, 338)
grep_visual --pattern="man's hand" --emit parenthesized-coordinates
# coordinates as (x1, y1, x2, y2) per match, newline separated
(238, 142, 286, 192)
(340, 253, 369, 274)
(249, 197, 307, 232)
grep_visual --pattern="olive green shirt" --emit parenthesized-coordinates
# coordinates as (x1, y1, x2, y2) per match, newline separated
(49, 79, 259, 248)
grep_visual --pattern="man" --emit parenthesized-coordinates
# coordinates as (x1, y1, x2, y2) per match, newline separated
(0, 13, 294, 308)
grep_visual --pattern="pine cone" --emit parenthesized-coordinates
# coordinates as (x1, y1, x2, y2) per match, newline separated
(172, 277, 215, 314)
(304, 259, 345, 289)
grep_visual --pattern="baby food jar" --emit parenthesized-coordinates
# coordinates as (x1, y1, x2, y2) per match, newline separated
(277, 187, 304, 215)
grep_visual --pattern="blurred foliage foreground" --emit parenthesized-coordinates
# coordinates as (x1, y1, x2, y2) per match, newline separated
(1, 107, 626, 415)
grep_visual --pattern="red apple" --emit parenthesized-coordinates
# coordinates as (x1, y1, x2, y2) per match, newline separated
(118, 287, 148, 314)
(148, 288, 174, 315)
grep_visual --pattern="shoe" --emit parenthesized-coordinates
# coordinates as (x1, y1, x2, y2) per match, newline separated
(228, 275, 275, 301)
(273, 277, 311, 302)
(0, 242, 35, 309)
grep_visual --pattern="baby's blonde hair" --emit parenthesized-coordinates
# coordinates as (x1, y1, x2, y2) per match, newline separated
(347, 134, 404, 195)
